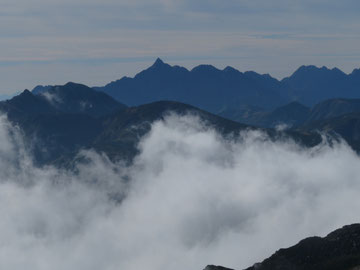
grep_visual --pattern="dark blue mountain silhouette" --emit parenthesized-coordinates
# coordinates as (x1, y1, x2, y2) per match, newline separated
(94, 58, 288, 112)
(282, 65, 360, 105)
(95, 59, 360, 112)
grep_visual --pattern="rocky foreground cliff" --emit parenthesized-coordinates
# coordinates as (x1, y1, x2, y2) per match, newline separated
(205, 224, 360, 270)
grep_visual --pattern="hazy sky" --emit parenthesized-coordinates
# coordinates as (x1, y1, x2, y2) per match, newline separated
(1, 0, 360, 94)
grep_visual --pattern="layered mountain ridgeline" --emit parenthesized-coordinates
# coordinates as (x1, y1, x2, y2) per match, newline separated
(92, 59, 360, 114)
(282, 66, 360, 106)
(219, 102, 311, 128)
(222, 98, 360, 136)
(0, 83, 127, 165)
(244, 224, 360, 270)
(94, 58, 288, 112)
(304, 98, 360, 124)
(299, 112, 360, 152)
(0, 82, 321, 167)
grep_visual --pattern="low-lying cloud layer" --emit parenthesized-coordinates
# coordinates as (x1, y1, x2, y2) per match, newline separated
(0, 114, 360, 270)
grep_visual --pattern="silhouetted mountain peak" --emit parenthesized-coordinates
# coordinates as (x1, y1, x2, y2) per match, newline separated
(154, 57, 164, 65)
(223, 66, 240, 74)
(5, 89, 55, 115)
(289, 65, 346, 78)
(331, 67, 345, 74)
(191, 64, 221, 73)
(293, 65, 324, 75)
(149, 57, 169, 69)
(21, 89, 32, 96)
(38, 82, 127, 117)
(64, 81, 81, 88)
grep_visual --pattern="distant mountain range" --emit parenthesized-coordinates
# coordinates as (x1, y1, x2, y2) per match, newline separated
(3, 79, 360, 165)
(93, 58, 287, 112)
(1, 63, 360, 270)
(0, 82, 323, 167)
(89, 59, 360, 113)
(30, 59, 360, 129)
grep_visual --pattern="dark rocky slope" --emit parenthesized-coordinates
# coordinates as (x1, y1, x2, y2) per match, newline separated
(245, 224, 360, 270)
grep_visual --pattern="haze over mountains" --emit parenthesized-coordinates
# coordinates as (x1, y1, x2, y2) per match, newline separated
(91, 58, 360, 111)
(1, 59, 360, 270)
(0, 82, 323, 166)
(31, 58, 360, 115)
(23, 58, 360, 161)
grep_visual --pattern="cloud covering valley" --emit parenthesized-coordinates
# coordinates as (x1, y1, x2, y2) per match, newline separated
(0, 114, 359, 270)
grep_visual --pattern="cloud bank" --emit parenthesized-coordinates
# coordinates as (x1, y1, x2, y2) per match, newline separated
(0, 114, 360, 270)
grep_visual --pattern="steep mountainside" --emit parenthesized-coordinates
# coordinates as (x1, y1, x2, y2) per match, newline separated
(0, 83, 126, 165)
(221, 98, 360, 130)
(305, 98, 360, 124)
(0, 87, 322, 166)
(90, 101, 253, 162)
(245, 224, 360, 270)
(299, 112, 360, 152)
(220, 102, 310, 128)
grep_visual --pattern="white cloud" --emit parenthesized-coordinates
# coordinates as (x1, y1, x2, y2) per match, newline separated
(0, 113, 359, 269)
(41, 90, 62, 105)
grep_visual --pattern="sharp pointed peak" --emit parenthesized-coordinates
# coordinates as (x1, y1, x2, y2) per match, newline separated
(154, 57, 164, 64)
(147, 57, 173, 71)
(151, 57, 167, 67)
(21, 89, 32, 95)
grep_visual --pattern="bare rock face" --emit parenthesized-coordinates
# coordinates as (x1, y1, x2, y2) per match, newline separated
(204, 265, 234, 270)
(245, 224, 360, 270)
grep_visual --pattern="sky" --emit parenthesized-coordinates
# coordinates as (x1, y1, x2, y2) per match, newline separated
(1, 113, 360, 270)
(1, 0, 360, 94)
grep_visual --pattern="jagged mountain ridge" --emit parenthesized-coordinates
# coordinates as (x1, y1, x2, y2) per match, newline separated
(1, 78, 360, 270)
(93, 59, 360, 113)
(0, 83, 322, 167)
(94, 58, 288, 112)
(282, 65, 360, 105)
(0, 83, 127, 165)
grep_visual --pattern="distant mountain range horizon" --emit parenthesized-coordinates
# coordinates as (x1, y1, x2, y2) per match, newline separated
(33, 58, 360, 90)
(2, 60, 360, 270)
(2, 80, 360, 270)
(29, 58, 360, 113)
